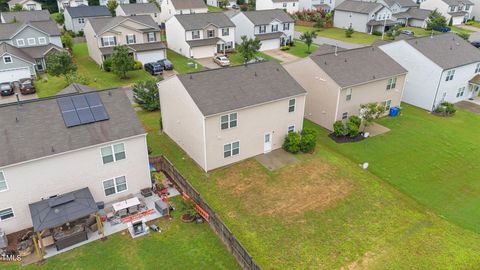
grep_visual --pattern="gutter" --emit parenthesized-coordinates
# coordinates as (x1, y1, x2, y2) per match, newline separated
(431, 70, 444, 111)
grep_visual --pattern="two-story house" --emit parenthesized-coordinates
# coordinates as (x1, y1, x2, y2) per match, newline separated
(115, 3, 161, 25)
(231, 9, 294, 51)
(256, 0, 300, 13)
(334, 0, 395, 33)
(0, 88, 151, 237)
(207, 0, 246, 8)
(158, 61, 307, 172)
(84, 15, 166, 66)
(0, 20, 63, 82)
(159, 0, 207, 23)
(64, 6, 111, 34)
(7, 0, 42, 10)
(99, 0, 148, 6)
(0, 10, 51, 23)
(379, 33, 480, 111)
(165, 13, 235, 59)
(57, 0, 89, 12)
(420, 0, 473, 24)
(371, 0, 431, 28)
(285, 45, 407, 130)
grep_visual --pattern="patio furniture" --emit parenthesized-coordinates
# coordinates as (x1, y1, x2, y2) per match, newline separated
(96, 201, 105, 210)
(112, 197, 140, 212)
(41, 235, 54, 247)
(154, 200, 168, 216)
(141, 188, 153, 197)
(53, 225, 87, 251)
(105, 207, 115, 219)
(149, 224, 160, 232)
(117, 209, 128, 218)
(128, 206, 139, 215)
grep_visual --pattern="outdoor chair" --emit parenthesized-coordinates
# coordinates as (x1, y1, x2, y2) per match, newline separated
(117, 209, 128, 218)
(128, 206, 139, 215)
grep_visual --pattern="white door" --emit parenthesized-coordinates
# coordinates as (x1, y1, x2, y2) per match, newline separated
(136, 49, 166, 64)
(260, 39, 280, 51)
(0, 67, 31, 83)
(264, 132, 272, 153)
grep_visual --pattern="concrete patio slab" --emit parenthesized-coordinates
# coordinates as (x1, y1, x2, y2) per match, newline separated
(196, 57, 221, 69)
(456, 100, 480, 114)
(364, 122, 390, 137)
(262, 49, 299, 63)
(255, 149, 298, 171)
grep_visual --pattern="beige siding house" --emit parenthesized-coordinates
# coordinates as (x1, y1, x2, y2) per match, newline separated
(158, 61, 307, 172)
(284, 45, 407, 130)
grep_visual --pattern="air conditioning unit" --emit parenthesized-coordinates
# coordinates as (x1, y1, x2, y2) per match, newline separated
(0, 229, 8, 249)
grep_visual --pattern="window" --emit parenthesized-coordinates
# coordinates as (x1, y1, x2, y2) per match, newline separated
(386, 77, 397, 90)
(220, 112, 237, 129)
(0, 172, 7, 192)
(103, 176, 128, 196)
(78, 18, 85, 24)
(384, 100, 392, 110)
(288, 125, 295, 133)
(445, 69, 455, 81)
(27, 38, 36, 45)
(293, 2, 295, 6)
(101, 143, 126, 164)
(38, 37, 46, 45)
(16, 39, 25, 46)
(271, 24, 278, 32)
(283, 23, 289, 30)
(192, 30, 200, 39)
(342, 112, 348, 120)
(222, 28, 229, 36)
(259, 25, 266, 34)
(147, 32, 156, 42)
(224, 141, 240, 158)
(346, 88, 352, 101)
(207, 30, 215, 38)
(288, 98, 296, 112)
(101, 36, 116, 47)
(475, 63, 480, 73)
(126, 34, 136, 44)
(225, 41, 233, 50)
(456, 87, 465, 97)
(3, 56, 12, 64)
(283, 2, 287, 7)
(0, 208, 14, 221)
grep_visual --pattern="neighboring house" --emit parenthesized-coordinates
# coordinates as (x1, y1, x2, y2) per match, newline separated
(0, 10, 51, 23)
(420, 0, 473, 24)
(379, 33, 480, 111)
(334, 0, 395, 33)
(57, 0, 89, 12)
(471, 0, 480, 19)
(393, 7, 432, 27)
(165, 13, 235, 58)
(99, 0, 148, 6)
(207, 0, 246, 8)
(0, 20, 63, 82)
(0, 88, 151, 235)
(64, 6, 111, 33)
(298, 0, 334, 11)
(231, 9, 294, 51)
(115, 3, 161, 25)
(284, 45, 407, 130)
(158, 61, 307, 172)
(159, 0, 207, 23)
(256, 0, 300, 13)
(84, 15, 166, 65)
(7, 0, 42, 10)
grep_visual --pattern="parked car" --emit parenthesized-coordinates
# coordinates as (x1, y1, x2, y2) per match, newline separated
(246, 56, 265, 64)
(144, 62, 163, 75)
(231, 4, 239, 9)
(400, 30, 414, 36)
(433, 27, 451, 33)
(213, 55, 230, 67)
(471, 41, 480, 48)
(17, 78, 36, 95)
(157, 59, 174, 70)
(0, 82, 14, 96)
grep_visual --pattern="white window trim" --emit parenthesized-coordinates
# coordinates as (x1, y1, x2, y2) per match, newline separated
(102, 36, 116, 47)
(346, 88, 352, 101)
(126, 34, 135, 44)
(38, 37, 47, 45)
(288, 98, 296, 112)
(3, 56, 12, 64)
(288, 125, 295, 133)
(16, 39, 25, 46)
(0, 171, 8, 193)
(100, 143, 126, 164)
(220, 112, 238, 130)
(27, 37, 36, 45)
(223, 140, 240, 158)
(102, 176, 128, 197)
(0, 207, 15, 222)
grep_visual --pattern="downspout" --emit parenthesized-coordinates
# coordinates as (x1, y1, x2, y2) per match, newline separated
(431, 70, 445, 111)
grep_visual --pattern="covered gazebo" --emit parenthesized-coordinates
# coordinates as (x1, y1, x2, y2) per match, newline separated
(28, 187, 104, 258)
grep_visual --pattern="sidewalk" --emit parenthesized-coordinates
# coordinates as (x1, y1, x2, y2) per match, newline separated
(294, 31, 366, 49)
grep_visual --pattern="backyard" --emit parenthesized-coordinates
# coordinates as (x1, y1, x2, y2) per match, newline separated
(286, 40, 320, 57)
(295, 25, 380, 45)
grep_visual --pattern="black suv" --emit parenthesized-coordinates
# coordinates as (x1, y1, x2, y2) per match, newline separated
(144, 62, 163, 75)
(157, 59, 174, 70)
(0, 82, 14, 96)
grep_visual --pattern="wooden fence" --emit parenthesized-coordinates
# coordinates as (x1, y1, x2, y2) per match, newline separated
(150, 156, 261, 270)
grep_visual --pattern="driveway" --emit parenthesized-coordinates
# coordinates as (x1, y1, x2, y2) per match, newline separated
(196, 57, 221, 69)
(294, 31, 366, 49)
(262, 49, 299, 63)
(0, 92, 38, 105)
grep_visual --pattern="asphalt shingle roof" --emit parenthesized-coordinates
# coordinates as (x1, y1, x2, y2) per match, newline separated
(335, 0, 383, 14)
(170, 0, 207, 10)
(0, 20, 60, 40)
(0, 42, 34, 63)
(383, 0, 418, 7)
(394, 7, 431, 20)
(310, 46, 407, 88)
(1, 10, 51, 23)
(88, 15, 158, 34)
(65, 5, 111, 18)
(174, 12, 234, 31)
(176, 61, 306, 116)
(241, 9, 294, 25)
(117, 3, 160, 15)
(0, 89, 145, 167)
(441, 0, 473, 6)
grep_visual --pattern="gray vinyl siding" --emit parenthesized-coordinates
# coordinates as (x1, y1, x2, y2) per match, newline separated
(0, 54, 35, 75)
(12, 27, 51, 47)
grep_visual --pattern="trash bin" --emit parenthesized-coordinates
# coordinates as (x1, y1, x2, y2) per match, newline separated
(389, 107, 400, 117)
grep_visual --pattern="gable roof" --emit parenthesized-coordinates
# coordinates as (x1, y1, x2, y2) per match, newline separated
(65, 5, 111, 18)
(383, 0, 418, 7)
(174, 12, 235, 30)
(240, 9, 294, 25)
(310, 46, 407, 88)
(175, 61, 306, 116)
(7, 0, 36, 5)
(403, 33, 480, 70)
(170, 0, 207, 10)
(0, 89, 145, 168)
(1, 10, 51, 23)
(0, 42, 35, 63)
(87, 15, 159, 35)
(335, 0, 383, 14)
(394, 7, 431, 19)
(117, 3, 160, 15)
(441, 0, 473, 6)
(312, 44, 347, 56)
(0, 20, 60, 40)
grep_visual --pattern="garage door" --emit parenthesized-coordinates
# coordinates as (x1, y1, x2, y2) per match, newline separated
(191, 46, 215, 59)
(260, 39, 280, 51)
(136, 49, 166, 64)
(0, 67, 31, 83)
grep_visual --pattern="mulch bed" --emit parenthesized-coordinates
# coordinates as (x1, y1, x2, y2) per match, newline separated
(329, 133, 365, 144)
(431, 112, 455, 117)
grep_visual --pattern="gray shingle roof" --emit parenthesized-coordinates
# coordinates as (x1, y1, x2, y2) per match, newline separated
(312, 44, 347, 56)
(241, 9, 294, 25)
(57, 83, 98, 95)
(174, 12, 234, 31)
(186, 37, 220, 47)
(20, 43, 63, 58)
(404, 33, 480, 70)
(88, 15, 159, 34)
(441, 0, 473, 5)
(383, 0, 418, 8)
(0, 89, 145, 167)
(176, 61, 307, 116)
(99, 41, 166, 54)
(394, 7, 431, 20)
(1, 10, 51, 23)
(7, 0, 31, 5)
(171, 0, 207, 10)
(117, 3, 160, 15)
(0, 20, 60, 40)
(0, 42, 34, 63)
(310, 46, 407, 88)
(65, 5, 111, 18)
(335, 0, 383, 14)
(255, 31, 284, 40)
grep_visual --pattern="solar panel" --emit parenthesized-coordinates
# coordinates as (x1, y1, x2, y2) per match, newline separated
(77, 107, 95, 124)
(58, 97, 81, 127)
(57, 92, 110, 128)
(85, 92, 110, 122)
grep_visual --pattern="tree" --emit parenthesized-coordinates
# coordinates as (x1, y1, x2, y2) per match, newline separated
(61, 33, 73, 51)
(324, 12, 333, 27)
(218, 0, 229, 8)
(314, 18, 324, 29)
(359, 103, 386, 131)
(11, 3, 24, 11)
(283, 132, 301, 153)
(106, 0, 118, 16)
(448, 17, 453, 26)
(111, 45, 134, 79)
(133, 79, 160, 111)
(237, 35, 261, 63)
(299, 31, 317, 53)
(386, 24, 401, 40)
(345, 26, 354, 38)
(46, 51, 77, 83)
(426, 9, 447, 30)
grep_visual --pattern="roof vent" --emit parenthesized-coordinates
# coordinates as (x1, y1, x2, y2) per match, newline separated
(254, 72, 257, 77)
(190, 75, 193, 79)
(276, 68, 279, 71)
(15, 117, 18, 123)
(371, 47, 374, 51)
(450, 46, 453, 50)
(108, 91, 112, 96)
(372, 75, 376, 79)
(324, 61, 327, 65)
(51, 146, 55, 153)
(344, 58, 347, 62)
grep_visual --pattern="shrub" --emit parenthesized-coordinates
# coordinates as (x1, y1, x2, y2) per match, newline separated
(77, 30, 84, 37)
(436, 101, 456, 115)
(372, 31, 383, 36)
(283, 132, 301, 154)
(347, 121, 360, 137)
(103, 58, 113, 72)
(240, 3, 248, 11)
(333, 121, 346, 136)
(348, 115, 361, 128)
(300, 128, 318, 153)
(345, 26, 354, 38)
(134, 60, 143, 70)
(280, 45, 290, 51)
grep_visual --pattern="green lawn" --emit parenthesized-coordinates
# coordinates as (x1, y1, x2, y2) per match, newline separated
(295, 26, 380, 45)
(399, 27, 437, 37)
(228, 50, 279, 65)
(285, 39, 319, 58)
(4, 197, 239, 270)
(466, 20, 480, 28)
(207, 5, 224, 12)
(450, 25, 474, 35)
(136, 109, 480, 269)
(36, 43, 154, 98)
(166, 49, 203, 74)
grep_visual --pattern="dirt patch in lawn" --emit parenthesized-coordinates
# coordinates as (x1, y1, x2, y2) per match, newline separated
(217, 158, 353, 218)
